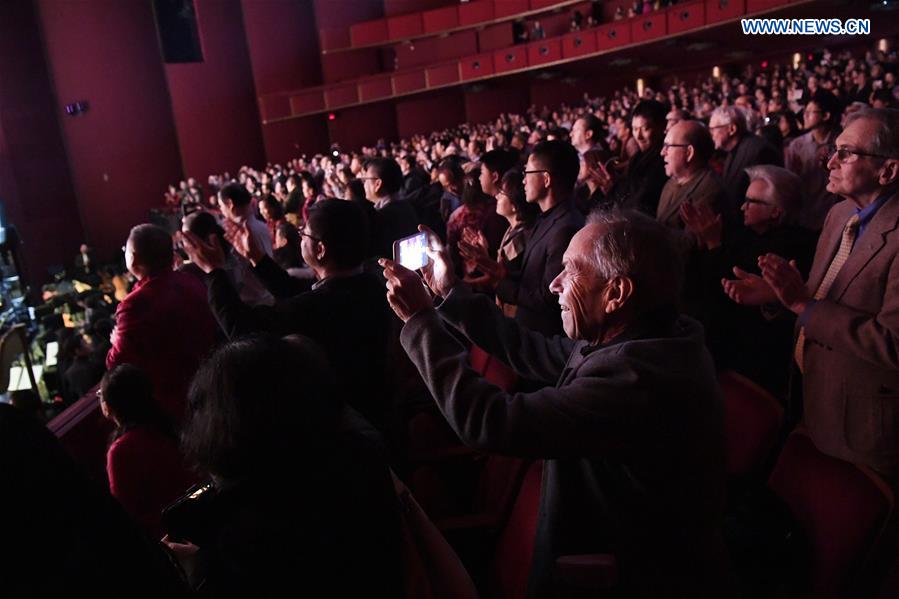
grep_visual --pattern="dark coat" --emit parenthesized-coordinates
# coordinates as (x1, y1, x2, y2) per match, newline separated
(609, 142, 668, 216)
(401, 286, 731, 598)
(206, 262, 396, 435)
(372, 198, 420, 260)
(495, 199, 584, 336)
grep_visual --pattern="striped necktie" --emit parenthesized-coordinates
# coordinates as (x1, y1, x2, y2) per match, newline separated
(794, 213, 861, 372)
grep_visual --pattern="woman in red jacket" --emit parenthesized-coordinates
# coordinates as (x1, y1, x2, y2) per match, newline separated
(100, 364, 196, 538)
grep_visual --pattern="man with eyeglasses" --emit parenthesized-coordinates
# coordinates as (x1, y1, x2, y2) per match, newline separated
(656, 120, 725, 230)
(723, 108, 899, 484)
(182, 199, 397, 441)
(362, 157, 419, 260)
(684, 165, 814, 396)
(494, 139, 584, 336)
(784, 89, 842, 231)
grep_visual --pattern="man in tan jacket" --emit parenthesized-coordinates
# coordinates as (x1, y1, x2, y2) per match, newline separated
(724, 107, 899, 484)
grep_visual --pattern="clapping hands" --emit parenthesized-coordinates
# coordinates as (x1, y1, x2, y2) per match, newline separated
(680, 203, 722, 249)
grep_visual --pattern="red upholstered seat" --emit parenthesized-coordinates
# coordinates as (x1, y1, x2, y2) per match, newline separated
(719, 370, 783, 478)
(768, 429, 894, 596)
(490, 460, 543, 599)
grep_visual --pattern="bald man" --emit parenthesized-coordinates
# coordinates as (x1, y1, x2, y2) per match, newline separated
(657, 120, 726, 229)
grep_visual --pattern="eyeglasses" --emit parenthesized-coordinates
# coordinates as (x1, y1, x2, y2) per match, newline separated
(523, 169, 549, 176)
(826, 144, 897, 164)
(662, 143, 690, 151)
(299, 230, 320, 242)
(358, 176, 380, 181)
(743, 198, 774, 207)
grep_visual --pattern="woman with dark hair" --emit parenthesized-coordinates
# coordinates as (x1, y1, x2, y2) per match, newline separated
(577, 146, 617, 212)
(299, 171, 324, 224)
(181, 211, 273, 306)
(772, 110, 801, 145)
(167, 335, 402, 596)
(99, 364, 195, 538)
(258, 194, 285, 244)
(459, 170, 538, 316)
(445, 165, 508, 276)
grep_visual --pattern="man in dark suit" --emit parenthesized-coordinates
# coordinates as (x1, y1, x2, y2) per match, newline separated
(283, 174, 304, 216)
(710, 105, 782, 222)
(400, 154, 430, 198)
(724, 108, 899, 485)
(182, 199, 396, 439)
(495, 140, 584, 336)
(363, 157, 420, 259)
(608, 100, 669, 216)
(381, 210, 731, 598)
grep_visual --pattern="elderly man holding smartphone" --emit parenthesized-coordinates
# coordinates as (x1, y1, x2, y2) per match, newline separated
(380, 210, 732, 598)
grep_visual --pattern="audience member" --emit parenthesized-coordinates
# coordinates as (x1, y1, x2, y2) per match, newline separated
(107, 224, 216, 424)
(182, 199, 397, 440)
(99, 364, 195, 538)
(609, 100, 669, 215)
(710, 105, 783, 222)
(724, 108, 899, 483)
(785, 89, 842, 231)
(169, 335, 403, 595)
(657, 120, 725, 230)
(685, 165, 815, 394)
(363, 157, 420, 259)
(181, 211, 276, 306)
(381, 210, 732, 598)
(494, 140, 584, 336)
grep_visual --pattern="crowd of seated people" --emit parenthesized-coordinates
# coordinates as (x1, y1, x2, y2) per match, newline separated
(7, 39, 899, 596)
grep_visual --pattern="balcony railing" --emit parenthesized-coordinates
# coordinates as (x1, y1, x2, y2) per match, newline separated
(261, 0, 800, 124)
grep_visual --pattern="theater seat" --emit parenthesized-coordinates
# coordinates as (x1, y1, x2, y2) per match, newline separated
(719, 370, 783, 479)
(767, 428, 894, 596)
(489, 460, 543, 599)
(392, 471, 479, 599)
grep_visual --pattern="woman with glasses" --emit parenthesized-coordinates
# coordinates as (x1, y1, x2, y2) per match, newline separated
(681, 165, 815, 395)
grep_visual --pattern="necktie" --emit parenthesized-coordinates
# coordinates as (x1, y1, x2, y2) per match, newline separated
(794, 213, 861, 372)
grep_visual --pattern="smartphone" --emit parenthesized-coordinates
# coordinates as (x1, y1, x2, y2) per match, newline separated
(393, 232, 429, 271)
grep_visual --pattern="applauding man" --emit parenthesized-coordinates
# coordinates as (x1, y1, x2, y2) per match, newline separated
(723, 108, 899, 484)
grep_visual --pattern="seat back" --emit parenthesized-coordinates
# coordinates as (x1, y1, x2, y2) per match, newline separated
(768, 429, 894, 595)
(490, 460, 543, 599)
(392, 471, 479, 599)
(474, 456, 530, 523)
(719, 370, 783, 478)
